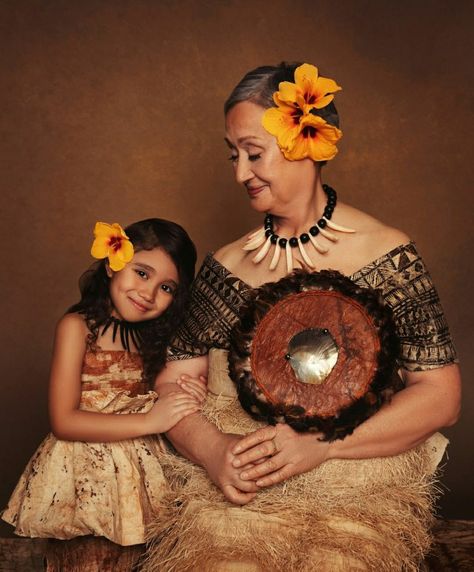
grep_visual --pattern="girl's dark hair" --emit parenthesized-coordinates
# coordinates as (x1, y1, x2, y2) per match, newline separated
(68, 218, 197, 385)
(224, 61, 339, 129)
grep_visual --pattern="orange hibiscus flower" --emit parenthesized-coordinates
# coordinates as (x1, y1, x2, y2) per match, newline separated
(262, 63, 342, 162)
(90, 222, 134, 271)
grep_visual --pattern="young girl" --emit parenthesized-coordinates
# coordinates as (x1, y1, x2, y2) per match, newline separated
(2, 218, 205, 550)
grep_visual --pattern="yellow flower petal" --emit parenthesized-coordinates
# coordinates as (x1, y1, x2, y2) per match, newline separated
(91, 237, 110, 259)
(120, 239, 134, 263)
(108, 253, 127, 272)
(93, 222, 116, 238)
(111, 223, 129, 239)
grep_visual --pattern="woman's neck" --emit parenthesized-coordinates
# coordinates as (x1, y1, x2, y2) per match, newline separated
(271, 180, 327, 237)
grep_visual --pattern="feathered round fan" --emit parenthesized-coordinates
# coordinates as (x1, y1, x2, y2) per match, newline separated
(228, 270, 401, 441)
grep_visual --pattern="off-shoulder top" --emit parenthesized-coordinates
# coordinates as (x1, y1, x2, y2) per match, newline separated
(168, 242, 457, 372)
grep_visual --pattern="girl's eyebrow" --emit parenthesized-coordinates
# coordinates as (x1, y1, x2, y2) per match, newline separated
(133, 262, 155, 272)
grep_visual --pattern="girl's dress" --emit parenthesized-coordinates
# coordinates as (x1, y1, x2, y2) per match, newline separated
(2, 347, 168, 546)
(145, 244, 458, 572)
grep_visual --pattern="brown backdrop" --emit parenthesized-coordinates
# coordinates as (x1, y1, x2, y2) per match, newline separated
(1, 0, 473, 536)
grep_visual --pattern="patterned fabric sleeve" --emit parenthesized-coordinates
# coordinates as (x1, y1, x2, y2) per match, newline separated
(167, 253, 254, 360)
(351, 242, 458, 372)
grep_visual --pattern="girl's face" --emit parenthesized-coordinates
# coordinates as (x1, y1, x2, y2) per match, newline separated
(225, 101, 317, 216)
(107, 247, 179, 322)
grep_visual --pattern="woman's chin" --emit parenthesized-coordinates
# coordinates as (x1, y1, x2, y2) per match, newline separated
(248, 196, 272, 214)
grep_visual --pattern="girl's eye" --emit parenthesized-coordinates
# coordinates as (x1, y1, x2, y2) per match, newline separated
(249, 154, 261, 162)
(161, 284, 175, 295)
(135, 269, 148, 279)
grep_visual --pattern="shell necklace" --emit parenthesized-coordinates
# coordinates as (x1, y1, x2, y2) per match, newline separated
(243, 184, 355, 272)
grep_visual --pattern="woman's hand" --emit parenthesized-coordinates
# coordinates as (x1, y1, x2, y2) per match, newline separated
(145, 391, 201, 434)
(202, 432, 260, 505)
(231, 423, 330, 487)
(176, 374, 207, 403)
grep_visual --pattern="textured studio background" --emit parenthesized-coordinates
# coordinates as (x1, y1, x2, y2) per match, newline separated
(1, 0, 473, 535)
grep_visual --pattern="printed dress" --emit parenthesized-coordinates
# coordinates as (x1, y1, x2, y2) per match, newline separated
(145, 243, 458, 572)
(2, 348, 167, 546)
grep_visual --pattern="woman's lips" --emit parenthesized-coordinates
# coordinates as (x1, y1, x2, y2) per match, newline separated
(246, 185, 266, 198)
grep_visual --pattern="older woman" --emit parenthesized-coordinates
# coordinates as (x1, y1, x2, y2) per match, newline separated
(146, 63, 461, 571)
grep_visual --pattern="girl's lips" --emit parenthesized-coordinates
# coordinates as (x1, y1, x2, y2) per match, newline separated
(128, 298, 150, 312)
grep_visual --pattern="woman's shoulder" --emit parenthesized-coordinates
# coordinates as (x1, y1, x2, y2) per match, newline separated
(337, 203, 411, 269)
(213, 227, 261, 275)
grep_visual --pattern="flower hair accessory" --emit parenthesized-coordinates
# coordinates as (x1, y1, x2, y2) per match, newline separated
(262, 63, 342, 162)
(91, 222, 134, 271)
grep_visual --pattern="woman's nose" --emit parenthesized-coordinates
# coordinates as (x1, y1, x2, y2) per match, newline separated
(235, 158, 253, 184)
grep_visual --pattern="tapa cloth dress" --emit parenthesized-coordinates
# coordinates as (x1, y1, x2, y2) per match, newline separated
(144, 243, 458, 572)
(2, 348, 168, 546)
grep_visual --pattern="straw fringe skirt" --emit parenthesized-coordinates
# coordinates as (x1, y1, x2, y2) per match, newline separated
(144, 349, 448, 572)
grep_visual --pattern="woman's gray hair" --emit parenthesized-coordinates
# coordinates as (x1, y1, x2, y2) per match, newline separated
(224, 62, 340, 129)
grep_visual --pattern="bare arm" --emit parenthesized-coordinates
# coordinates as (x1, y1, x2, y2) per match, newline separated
(155, 357, 259, 504)
(49, 314, 200, 442)
(233, 364, 461, 487)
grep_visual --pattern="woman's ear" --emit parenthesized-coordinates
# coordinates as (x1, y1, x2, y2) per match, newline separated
(105, 262, 114, 278)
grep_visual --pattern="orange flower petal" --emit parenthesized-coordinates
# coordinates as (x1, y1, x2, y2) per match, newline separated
(262, 108, 299, 151)
(285, 115, 342, 161)
(277, 81, 301, 105)
(294, 63, 319, 91)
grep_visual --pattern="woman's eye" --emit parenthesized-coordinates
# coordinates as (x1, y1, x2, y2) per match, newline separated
(228, 155, 238, 162)
(249, 154, 261, 162)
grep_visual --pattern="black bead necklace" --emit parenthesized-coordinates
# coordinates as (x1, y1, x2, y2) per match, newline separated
(263, 183, 337, 249)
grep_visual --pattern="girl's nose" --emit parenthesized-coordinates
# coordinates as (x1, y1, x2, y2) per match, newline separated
(138, 284, 156, 302)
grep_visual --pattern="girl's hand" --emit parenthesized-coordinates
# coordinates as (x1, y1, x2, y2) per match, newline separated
(202, 432, 260, 505)
(176, 374, 207, 404)
(145, 391, 201, 434)
(231, 423, 331, 488)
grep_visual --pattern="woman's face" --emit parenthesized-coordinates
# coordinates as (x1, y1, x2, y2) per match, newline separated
(225, 101, 318, 215)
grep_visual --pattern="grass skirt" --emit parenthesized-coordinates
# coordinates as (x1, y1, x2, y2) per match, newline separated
(144, 349, 448, 571)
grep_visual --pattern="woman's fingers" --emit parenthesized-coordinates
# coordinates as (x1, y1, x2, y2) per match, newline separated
(232, 426, 276, 453)
(254, 466, 293, 487)
(239, 454, 283, 480)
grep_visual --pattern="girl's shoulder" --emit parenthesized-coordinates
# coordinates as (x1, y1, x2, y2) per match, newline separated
(55, 312, 89, 346)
